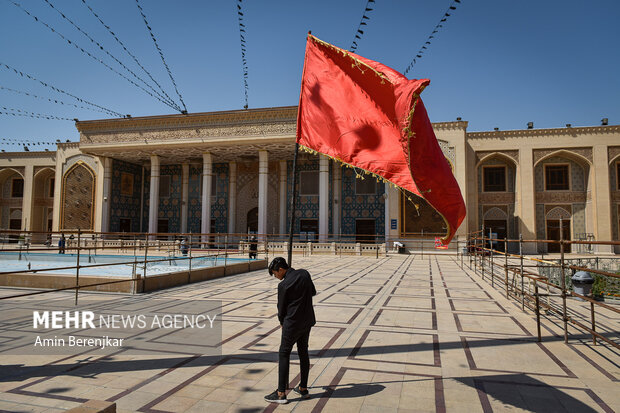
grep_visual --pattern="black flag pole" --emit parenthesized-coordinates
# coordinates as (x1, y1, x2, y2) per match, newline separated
(287, 141, 300, 265)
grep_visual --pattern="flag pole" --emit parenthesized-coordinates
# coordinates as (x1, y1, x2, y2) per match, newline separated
(287, 141, 300, 265)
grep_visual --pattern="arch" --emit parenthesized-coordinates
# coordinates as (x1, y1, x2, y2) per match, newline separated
(609, 153, 620, 166)
(0, 167, 24, 181)
(546, 207, 571, 220)
(534, 149, 591, 168)
(483, 207, 508, 220)
(61, 161, 96, 230)
(476, 152, 518, 169)
(444, 157, 454, 173)
(33, 167, 55, 179)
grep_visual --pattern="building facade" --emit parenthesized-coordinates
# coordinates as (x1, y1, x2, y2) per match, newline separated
(1, 106, 618, 253)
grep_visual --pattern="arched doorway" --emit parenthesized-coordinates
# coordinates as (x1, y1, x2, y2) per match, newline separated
(247, 207, 258, 233)
(546, 207, 571, 253)
(61, 162, 95, 230)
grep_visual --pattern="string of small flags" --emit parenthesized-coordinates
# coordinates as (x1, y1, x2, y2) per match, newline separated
(0, 85, 115, 116)
(135, 0, 188, 114)
(0, 62, 123, 117)
(80, 0, 179, 111)
(236, 0, 249, 109)
(350, 0, 375, 52)
(0, 107, 75, 121)
(7, 0, 178, 112)
(42, 0, 179, 112)
(404, 0, 462, 76)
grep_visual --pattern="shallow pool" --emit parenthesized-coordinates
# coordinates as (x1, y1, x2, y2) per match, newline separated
(0, 252, 251, 277)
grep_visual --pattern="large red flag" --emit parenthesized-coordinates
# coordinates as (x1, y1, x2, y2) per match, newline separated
(296, 34, 465, 245)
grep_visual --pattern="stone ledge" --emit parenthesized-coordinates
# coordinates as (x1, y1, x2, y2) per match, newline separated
(66, 400, 116, 413)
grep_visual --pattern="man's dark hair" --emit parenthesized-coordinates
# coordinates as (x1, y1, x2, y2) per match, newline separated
(268, 257, 289, 276)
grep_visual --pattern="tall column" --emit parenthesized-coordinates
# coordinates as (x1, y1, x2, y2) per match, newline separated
(332, 163, 341, 240)
(228, 161, 237, 234)
(101, 157, 112, 234)
(21, 164, 34, 231)
(517, 148, 537, 253)
(592, 145, 613, 253)
(384, 183, 390, 243)
(319, 155, 329, 242)
(387, 184, 400, 243)
(148, 155, 160, 238)
(279, 160, 287, 237)
(201, 153, 213, 244)
(181, 163, 189, 234)
(258, 150, 268, 239)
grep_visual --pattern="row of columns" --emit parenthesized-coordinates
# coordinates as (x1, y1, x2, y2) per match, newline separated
(100, 152, 390, 242)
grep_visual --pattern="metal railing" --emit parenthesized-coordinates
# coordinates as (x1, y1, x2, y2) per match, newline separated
(466, 228, 620, 349)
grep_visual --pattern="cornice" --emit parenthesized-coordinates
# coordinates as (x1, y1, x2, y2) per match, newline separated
(468, 125, 620, 139)
(0, 151, 56, 159)
(432, 121, 468, 130)
(76, 106, 299, 134)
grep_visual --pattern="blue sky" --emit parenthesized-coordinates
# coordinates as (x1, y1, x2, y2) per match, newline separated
(0, 0, 618, 151)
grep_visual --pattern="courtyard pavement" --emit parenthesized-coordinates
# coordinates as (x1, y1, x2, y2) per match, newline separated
(0, 254, 618, 412)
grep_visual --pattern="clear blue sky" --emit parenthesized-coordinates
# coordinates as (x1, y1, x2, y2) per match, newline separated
(1, 0, 618, 151)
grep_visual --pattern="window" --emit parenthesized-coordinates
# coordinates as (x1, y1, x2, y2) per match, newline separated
(159, 175, 171, 197)
(120, 173, 133, 196)
(545, 165, 569, 190)
(48, 178, 55, 198)
(355, 176, 376, 195)
(483, 166, 506, 192)
(11, 178, 24, 198)
(300, 171, 319, 195)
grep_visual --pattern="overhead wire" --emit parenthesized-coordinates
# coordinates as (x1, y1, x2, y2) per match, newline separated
(0, 85, 117, 116)
(134, 0, 187, 114)
(236, 0, 249, 109)
(0, 62, 123, 117)
(350, 0, 375, 52)
(1, 107, 75, 121)
(80, 0, 179, 112)
(403, 0, 462, 76)
(6, 0, 181, 112)
(42, 0, 180, 112)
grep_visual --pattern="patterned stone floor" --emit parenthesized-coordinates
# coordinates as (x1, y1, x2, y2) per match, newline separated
(0, 254, 618, 412)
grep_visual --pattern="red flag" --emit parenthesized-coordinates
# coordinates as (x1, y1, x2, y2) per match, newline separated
(296, 34, 466, 245)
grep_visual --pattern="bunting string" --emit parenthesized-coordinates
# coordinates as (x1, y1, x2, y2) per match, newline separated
(0, 85, 116, 116)
(350, 0, 375, 52)
(0, 137, 65, 146)
(80, 0, 179, 112)
(42, 0, 180, 112)
(0, 62, 122, 117)
(1, 107, 75, 121)
(6, 0, 179, 112)
(403, 0, 462, 76)
(236, 0, 249, 109)
(135, 0, 187, 113)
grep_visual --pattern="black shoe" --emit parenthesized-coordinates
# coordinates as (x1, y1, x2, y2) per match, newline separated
(293, 386, 310, 399)
(264, 390, 288, 404)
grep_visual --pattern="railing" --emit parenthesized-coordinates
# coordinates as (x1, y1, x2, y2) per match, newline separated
(466, 228, 620, 349)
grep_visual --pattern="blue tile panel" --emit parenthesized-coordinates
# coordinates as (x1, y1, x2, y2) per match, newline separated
(109, 159, 143, 233)
(287, 158, 321, 234)
(187, 163, 229, 234)
(340, 166, 385, 238)
(159, 165, 182, 232)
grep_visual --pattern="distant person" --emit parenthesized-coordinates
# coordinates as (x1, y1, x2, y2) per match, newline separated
(58, 234, 66, 254)
(249, 235, 258, 259)
(180, 238, 188, 256)
(264, 257, 316, 404)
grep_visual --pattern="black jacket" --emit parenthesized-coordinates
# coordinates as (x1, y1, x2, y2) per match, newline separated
(277, 268, 316, 334)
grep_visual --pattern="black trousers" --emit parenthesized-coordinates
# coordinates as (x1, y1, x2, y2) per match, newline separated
(278, 327, 311, 392)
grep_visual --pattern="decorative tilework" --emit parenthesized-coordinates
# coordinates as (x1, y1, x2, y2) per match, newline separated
(110, 159, 143, 233)
(159, 165, 182, 233)
(535, 204, 545, 241)
(478, 158, 516, 193)
(287, 157, 321, 234)
(211, 163, 229, 233)
(572, 203, 586, 236)
(188, 165, 201, 234)
(534, 157, 587, 192)
(341, 165, 385, 238)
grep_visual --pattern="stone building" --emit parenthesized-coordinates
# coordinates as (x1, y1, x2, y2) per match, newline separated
(0, 106, 618, 253)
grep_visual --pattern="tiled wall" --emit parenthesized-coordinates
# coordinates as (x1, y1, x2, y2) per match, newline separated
(534, 157, 586, 192)
(109, 159, 143, 233)
(341, 166, 385, 238)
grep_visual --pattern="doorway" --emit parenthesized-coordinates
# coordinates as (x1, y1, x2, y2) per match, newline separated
(483, 219, 507, 252)
(356, 219, 376, 243)
(546, 219, 571, 253)
(247, 207, 258, 233)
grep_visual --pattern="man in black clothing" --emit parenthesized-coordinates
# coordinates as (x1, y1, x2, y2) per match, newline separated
(264, 257, 316, 404)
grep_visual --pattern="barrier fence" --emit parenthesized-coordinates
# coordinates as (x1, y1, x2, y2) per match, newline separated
(466, 228, 620, 349)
